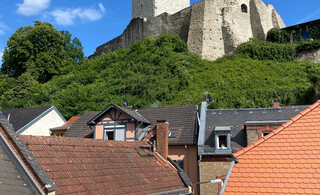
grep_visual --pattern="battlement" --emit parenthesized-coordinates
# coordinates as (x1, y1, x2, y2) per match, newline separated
(132, 0, 190, 20)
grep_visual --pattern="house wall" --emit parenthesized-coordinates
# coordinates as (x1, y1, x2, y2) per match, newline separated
(94, 108, 136, 140)
(198, 157, 231, 195)
(20, 109, 65, 136)
(168, 145, 197, 185)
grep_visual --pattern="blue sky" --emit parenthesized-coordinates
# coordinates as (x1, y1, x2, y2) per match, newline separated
(0, 0, 319, 60)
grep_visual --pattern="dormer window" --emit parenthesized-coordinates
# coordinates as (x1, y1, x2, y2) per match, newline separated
(214, 126, 232, 154)
(217, 135, 227, 149)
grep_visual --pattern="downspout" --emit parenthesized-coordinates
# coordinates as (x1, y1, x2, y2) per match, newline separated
(219, 157, 239, 195)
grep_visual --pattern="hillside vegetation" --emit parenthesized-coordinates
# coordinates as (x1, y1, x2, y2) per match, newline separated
(1, 33, 319, 118)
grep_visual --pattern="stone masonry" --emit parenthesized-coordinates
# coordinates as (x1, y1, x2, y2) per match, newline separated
(132, 0, 190, 20)
(91, 0, 285, 61)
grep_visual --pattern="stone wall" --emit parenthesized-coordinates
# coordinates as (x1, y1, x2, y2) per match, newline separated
(297, 48, 320, 63)
(199, 160, 231, 195)
(132, 0, 190, 20)
(92, 0, 285, 61)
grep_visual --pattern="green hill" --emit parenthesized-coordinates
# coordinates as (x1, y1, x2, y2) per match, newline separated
(1, 34, 319, 118)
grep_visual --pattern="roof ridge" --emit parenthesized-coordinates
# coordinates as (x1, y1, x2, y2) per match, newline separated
(137, 104, 196, 110)
(207, 105, 309, 111)
(233, 100, 320, 158)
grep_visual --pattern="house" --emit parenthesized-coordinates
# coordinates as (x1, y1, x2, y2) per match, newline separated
(1, 106, 66, 136)
(63, 104, 199, 185)
(0, 113, 192, 194)
(283, 19, 320, 42)
(49, 116, 80, 137)
(197, 101, 309, 195)
(223, 100, 320, 194)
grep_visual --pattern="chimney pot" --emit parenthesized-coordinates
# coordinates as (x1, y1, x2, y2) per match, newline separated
(273, 100, 280, 108)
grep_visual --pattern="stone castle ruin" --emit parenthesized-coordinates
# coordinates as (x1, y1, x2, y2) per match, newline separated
(91, 0, 285, 61)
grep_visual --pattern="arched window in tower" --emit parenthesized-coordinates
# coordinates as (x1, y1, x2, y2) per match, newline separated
(241, 4, 248, 13)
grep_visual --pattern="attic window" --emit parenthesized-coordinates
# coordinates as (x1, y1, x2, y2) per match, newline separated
(217, 135, 227, 149)
(241, 4, 248, 13)
(262, 131, 272, 137)
(214, 126, 231, 153)
(168, 130, 178, 138)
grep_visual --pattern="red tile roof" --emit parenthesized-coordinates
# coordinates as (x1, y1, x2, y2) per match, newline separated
(20, 136, 187, 195)
(63, 116, 80, 126)
(224, 100, 320, 194)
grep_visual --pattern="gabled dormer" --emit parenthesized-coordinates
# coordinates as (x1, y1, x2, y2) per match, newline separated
(214, 126, 232, 154)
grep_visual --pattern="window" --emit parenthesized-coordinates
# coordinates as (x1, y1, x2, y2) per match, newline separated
(104, 124, 125, 141)
(301, 30, 310, 40)
(168, 130, 178, 138)
(241, 4, 248, 13)
(105, 129, 114, 140)
(214, 126, 231, 153)
(292, 33, 297, 42)
(262, 131, 272, 137)
(217, 135, 227, 149)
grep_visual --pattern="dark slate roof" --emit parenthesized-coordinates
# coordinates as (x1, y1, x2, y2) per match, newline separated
(0, 113, 56, 193)
(0, 140, 33, 194)
(20, 136, 189, 194)
(63, 111, 99, 138)
(137, 105, 198, 145)
(1, 106, 51, 132)
(88, 104, 150, 125)
(203, 105, 310, 154)
(64, 105, 198, 145)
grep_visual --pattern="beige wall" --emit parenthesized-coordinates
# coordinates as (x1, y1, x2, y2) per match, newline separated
(199, 160, 231, 195)
(169, 145, 198, 185)
(20, 109, 65, 136)
(94, 108, 135, 140)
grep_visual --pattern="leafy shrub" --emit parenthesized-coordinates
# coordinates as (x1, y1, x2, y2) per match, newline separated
(236, 38, 296, 61)
(296, 39, 320, 53)
(267, 28, 291, 44)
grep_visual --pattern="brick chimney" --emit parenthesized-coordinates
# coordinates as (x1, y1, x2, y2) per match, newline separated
(156, 120, 169, 159)
(273, 100, 280, 108)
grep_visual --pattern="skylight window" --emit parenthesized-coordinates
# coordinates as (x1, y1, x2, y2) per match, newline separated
(168, 130, 178, 138)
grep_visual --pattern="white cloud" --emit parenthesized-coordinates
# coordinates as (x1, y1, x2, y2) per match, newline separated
(50, 3, 106, 26)
(0, 49, 3, 60)
(17, 0, 50, 16)
(0, 22, 9, 35)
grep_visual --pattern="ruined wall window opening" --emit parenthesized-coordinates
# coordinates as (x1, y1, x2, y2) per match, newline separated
(141, 3, 143, 9)
(301, 30, 310, 40)
(241, 4, 248, 13)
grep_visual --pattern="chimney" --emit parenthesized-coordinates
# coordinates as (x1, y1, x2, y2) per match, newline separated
(273, 100, 280, 108)
(156, 120, 169, 159)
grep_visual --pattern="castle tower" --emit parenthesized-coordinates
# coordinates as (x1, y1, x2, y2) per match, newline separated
(132, 0, 190, 20)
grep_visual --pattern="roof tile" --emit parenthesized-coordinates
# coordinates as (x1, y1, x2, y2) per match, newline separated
(20, 136, 188, 194)
(224, 100, 320, 194)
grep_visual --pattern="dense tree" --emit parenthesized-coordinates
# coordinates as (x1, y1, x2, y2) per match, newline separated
(1, 21, 84, 83)
(0, 34, 318, 118)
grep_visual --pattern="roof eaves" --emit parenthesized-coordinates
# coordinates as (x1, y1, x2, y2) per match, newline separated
(233, 100, 320, 158)
(87, 104, 150, 125)
(0, 118, 57, 192)
(16, 106, 66, 134)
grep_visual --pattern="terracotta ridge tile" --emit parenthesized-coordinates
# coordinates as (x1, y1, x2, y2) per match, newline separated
(233, 100, 320, 159)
